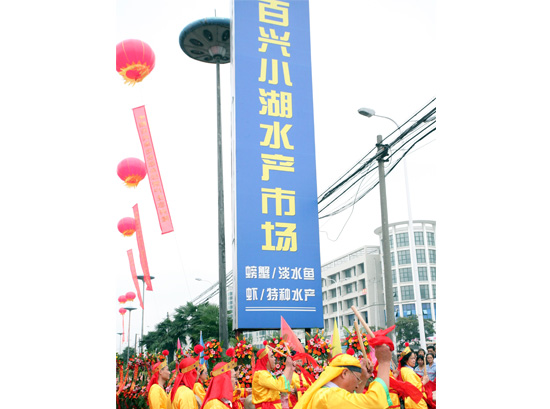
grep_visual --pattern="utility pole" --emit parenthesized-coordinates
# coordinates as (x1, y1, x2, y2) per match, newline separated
(376, 135, 396, 359)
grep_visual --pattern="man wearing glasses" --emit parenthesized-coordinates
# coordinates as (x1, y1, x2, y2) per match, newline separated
(292, 344, 393, 409)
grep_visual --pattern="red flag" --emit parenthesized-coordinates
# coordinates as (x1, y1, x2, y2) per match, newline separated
(127, 249, 144, 309)
(133, 204, 153, 291)
(132, 106, 174, 234)
(280, 316, 305, 354)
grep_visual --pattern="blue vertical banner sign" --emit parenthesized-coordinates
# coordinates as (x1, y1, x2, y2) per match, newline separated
(231, 0, 323, 329)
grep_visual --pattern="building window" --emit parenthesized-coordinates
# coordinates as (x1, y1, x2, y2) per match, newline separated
(345, 283, 354, 294)
(347, 314, 355, 327)
(394, 305, 400, 318)
(401, 285, 415, 301)
(361, 295, 367, 305)
(396, 233, 409, 247)
(397, 250, 411, 265)
(418, 267, 428, 281)
(328, 273, 338, 283)
(430, 267, 436, 281)
(432, 284, 436, 298)
(343, 268, 353, 279)
(330, 289, 336, 299)
(416, 249, 426, 263)
(414, 231, 424, 245)
(420, 284, 430, 300)
(391, 252, 395, 267)
(399, 267, 413, 282)
(389, 235, 394, 249)
(393, 287, 398, 302)
(345, 298, 356, 309)
(364, 311, 369, 323)
(427, 232, 435, 246)
(331, 303, 338, 313)
(422, 303, 432, 319)
(392, 269, 396, 284)
(429, 249, 436, 263)
(402, 303, 416, 316)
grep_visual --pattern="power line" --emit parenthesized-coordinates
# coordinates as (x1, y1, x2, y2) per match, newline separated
(318, 99, 436, 220)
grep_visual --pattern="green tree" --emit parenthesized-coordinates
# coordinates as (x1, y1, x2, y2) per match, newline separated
(140, 302, 234, 360)
(394, 315, 435, 351)
(120, 346, 137, 365)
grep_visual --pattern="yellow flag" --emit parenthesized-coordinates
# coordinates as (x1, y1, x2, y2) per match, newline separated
(331, 318, 342, 356)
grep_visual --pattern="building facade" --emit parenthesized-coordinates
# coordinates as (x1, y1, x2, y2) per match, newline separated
(321, 246, 385, 339)
(374, 220, 436, 322)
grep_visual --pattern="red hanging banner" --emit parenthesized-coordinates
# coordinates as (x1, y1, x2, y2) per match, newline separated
(132, 105, 174, 234)
(133, 204, 153, 291)
(127, 249, 145, 309)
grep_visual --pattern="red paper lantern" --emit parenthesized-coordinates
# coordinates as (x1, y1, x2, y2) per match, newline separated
(125, 291, 136, 302)
(117, 158, 147, 188)
(162, 350, 169, 356)
(117, 217, 136, 237)
(346, 348, 355, 355)
(119, 308, 127, 315)
(116, 39, 156, 85)
(118, 295, 127, 304)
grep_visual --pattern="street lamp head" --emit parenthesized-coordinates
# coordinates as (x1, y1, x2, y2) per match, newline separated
(358, 107, 376, 118)
(195, 278, 202, 281)
(179, 17, 231, 64)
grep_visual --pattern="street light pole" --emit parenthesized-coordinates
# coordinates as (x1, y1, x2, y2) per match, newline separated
(215, 58, 229, 351)
(179, 18, 231, 350)
(137, 275, 155, 354)
(124, 306, 137, 363)
(359, 107, 435, 351)
(327, 277, 341, 338)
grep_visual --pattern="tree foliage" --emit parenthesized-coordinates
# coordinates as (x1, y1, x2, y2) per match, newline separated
(140, 302, 234, 361)
(394, 315, 435, 351)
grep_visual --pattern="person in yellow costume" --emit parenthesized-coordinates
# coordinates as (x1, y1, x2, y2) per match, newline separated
(288, 353, 316, 407)
(200, 359, 238, 409)
(171, 357, 201, 409)
(398, 345, 429, 409)
(293, 344, 393, 409)
(252, 346, 295, 409)
(147, 360, 172, 409)
(194, 364, 208, 404)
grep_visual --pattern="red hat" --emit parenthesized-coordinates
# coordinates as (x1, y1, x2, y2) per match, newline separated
(200, 361, 234, 409)
(170, 357, 200, 402)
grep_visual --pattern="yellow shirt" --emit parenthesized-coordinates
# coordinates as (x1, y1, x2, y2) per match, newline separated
(389, 371, 401, 408)
(172, 385, 199, 409)
(291, 371, 311, 400)
(252, 370, 292, 409)
(400, 367, 428, 409)
(149, 384, 169, 409)
(203, 399, 232, 409)
(193, 382, 207, 403)
(304, 381, 390, 409)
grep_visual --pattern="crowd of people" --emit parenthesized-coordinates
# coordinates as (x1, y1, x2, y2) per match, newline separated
(143, 336, 436, 409)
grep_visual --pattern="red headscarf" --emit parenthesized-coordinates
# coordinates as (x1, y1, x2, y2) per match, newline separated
(253, 348, 270, 375)
(170, 357, 199, 402)
(146, 361, 166, 393)
(291, 352, 317, 385)
(200, 361, 234, 409)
